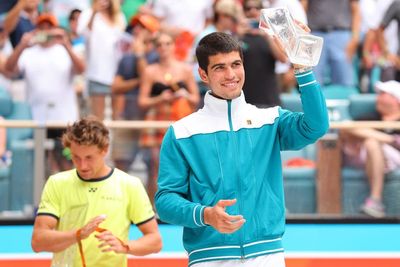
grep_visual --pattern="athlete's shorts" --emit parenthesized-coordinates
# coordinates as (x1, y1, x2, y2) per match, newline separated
(191, 252, 285, 267)
(88, 80, 110, 95)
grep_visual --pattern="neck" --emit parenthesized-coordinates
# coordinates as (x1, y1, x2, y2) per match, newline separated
(159, 57, 174, 67)
(98, 165, 112, 177)
(210, 91, 228, 100)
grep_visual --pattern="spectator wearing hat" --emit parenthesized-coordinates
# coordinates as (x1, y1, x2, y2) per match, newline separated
(340, 80, 400, 218)
(5, 13, 85, 175)
(3, 0, 40, 47)
(110, 13, 159, 173)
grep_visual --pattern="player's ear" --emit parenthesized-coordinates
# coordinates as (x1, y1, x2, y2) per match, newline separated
(198, 67, 209, 84)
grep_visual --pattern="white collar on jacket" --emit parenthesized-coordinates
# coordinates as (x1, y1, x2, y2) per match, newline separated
(172, 90, 280, 139)
(202, 90, 247, 118)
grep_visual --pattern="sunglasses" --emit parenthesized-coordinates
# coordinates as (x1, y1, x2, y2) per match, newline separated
(156, 41, 173, 47)
(244, 6, 261, 12)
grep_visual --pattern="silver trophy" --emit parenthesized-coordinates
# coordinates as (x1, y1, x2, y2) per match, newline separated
(259, 7, 323, 66)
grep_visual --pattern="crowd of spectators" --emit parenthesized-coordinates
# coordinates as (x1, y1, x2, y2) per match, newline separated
(0, 0, 400, 217)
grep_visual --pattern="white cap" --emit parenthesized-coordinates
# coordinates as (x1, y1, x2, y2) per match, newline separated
(375, 80, 400, 101)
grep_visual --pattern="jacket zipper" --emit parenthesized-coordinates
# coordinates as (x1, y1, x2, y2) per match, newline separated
(227, 100, 245, 260)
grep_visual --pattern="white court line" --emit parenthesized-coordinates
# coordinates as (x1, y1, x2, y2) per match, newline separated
(0, 252, 188, 260)
(285, 252, 400, 258)
(1, 252, 400, 260)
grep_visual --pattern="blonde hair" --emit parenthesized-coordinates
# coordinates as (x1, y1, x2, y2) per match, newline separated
(62, 116, 109, 150)
(93, 0, 122, 24)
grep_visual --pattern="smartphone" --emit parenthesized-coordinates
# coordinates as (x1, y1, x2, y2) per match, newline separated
(32, 32, 48, 44)
(249, 19, 259, 29)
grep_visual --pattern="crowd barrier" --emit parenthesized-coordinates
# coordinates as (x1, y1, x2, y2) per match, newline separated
(1, 120, 400, 219)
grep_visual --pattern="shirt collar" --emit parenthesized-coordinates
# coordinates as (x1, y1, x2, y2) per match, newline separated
(202, 90, 247, 117)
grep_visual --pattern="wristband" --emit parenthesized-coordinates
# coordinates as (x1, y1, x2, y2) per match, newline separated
(76, 229, 82, 241)
(294, 66, 313, 74)
(121, 241, 130, 254)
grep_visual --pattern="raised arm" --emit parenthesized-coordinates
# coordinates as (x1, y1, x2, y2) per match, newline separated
(112, 36, 147, 94)
(112, 74, 140, 94)
(3, 0, 26, 35)
(347, 0, 361, 60)
(4, 31, 34, 74)
(278, 69, 329, 150)
(51, 28, 86, 74)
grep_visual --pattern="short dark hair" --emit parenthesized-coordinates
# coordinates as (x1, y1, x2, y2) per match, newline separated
(68, 8, 82, 21)
(195, 32, 243, 73)
(62, 116, 109, 150)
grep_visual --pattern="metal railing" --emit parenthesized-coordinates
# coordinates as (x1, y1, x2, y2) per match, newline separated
(1, 119, 400, 221)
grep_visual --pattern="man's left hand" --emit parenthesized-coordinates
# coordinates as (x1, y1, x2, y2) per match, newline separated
(96, 230, 129, 254)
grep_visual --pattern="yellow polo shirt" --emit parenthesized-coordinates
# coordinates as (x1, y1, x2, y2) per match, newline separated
(37, 168, 155, 267)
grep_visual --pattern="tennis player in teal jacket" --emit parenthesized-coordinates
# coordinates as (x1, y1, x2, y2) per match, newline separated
(155, 32, 329, 267)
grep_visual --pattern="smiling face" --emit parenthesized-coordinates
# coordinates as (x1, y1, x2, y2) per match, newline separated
(198, 51, 245, 100)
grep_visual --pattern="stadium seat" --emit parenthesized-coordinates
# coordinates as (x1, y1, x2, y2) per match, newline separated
(321, 84, 359, 100)
(280, 92, 303, 112)
(341, 94, 400, 216)
(280, 92, 352, 122)
(348, 93, 379, 120)
(280, 92, 350, 214)
(0, 88, 33, 212)
(282, 144, 317, 214)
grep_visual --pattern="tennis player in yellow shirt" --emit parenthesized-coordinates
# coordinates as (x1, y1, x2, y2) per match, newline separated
(31, 116, 162, 266)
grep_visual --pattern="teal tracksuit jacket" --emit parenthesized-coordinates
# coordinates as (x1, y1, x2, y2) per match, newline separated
(155, 71, 329, 266)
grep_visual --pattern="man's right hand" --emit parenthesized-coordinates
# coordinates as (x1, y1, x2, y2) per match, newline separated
(203, 199, 246, 234)
(77, 215, 107, 240)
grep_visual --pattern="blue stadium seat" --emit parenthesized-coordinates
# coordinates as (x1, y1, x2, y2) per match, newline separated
(280, 92, 303, 112)
(321, 84, 359, 100)
(348, 93, 378, 120)
(0, 88, 33, 212)
(341, 94, 400, 216)
(281, 144, 317, 214)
